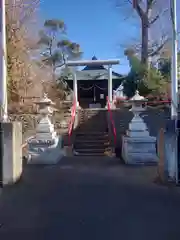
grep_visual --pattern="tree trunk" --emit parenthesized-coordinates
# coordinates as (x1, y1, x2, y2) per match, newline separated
(141, 18, 149, 67)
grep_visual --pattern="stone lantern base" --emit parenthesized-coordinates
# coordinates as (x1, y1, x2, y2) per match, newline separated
(27, 135, 64, 164)
(122, 136, 158, 165)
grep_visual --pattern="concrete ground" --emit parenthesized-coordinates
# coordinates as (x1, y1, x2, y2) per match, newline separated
(0, 156, 180, 240)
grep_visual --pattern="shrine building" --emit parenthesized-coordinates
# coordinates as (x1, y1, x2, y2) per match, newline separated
(65, 56, 125, 108)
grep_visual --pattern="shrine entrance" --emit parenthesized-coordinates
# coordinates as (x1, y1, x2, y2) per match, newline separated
(65, 56, 122, 109)
(78, 80, 108, 108)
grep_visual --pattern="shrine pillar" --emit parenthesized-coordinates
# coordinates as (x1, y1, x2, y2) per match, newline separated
(73, 72, 79, 107)
(108, 65, 112, 102)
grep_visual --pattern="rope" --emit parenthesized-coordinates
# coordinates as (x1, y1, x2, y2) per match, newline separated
(94, 84, 107, 90)
(79, 84, 107, 91)
(79, 85, 94, 90)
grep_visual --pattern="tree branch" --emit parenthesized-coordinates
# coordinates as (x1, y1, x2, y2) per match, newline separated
(149, 8, 169, 25)
(149, 38, 169, 57)
(134, 1, 145, 18)
(149, 15, 159, 25)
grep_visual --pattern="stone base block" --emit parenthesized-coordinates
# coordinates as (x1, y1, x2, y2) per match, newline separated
(64, 146, 73, 156)
(122, 135, 158, 165)
(163, 133, 176, 181)
(105, 102, 116, 109)
(2, 122, 22, 185)
(28, 136, 64, 164)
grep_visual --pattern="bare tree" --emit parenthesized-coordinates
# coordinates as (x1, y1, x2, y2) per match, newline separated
(116, 0, 180, 67)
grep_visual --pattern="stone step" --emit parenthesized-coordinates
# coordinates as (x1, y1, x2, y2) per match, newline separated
(76, 132, 108, 136)
(79, 115, 102, 119)
(80, 113, 105, 115)
(79, 118, 106, 121)
(75, 132, 109, 136)
(73, 150, 112, 156)
(79, 120, 107, 125)
(80, 114, 105, 117)
(74, 145, 110, 150)
(79, 120, 106, 124)
(78, 126, 107, 131)
(76, 131, 108, 135)
(74, 153, 110, 156)
(79, 120, 104, 123)
(74, 142, 110, 148)
(74, 148, 111, 154)
(75, 138, 109, 144)
(80, 110, 100, 114)
(78, 127, 107, 130)
(75, 136, 109, 142)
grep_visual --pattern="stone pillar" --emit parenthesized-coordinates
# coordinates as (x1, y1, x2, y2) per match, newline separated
(108, 65, 112, 102)
(177, 120, 180, 184)
(163, 120, 177, 182)
(73, 72, 79, 108)
(2, 122, 22, 185)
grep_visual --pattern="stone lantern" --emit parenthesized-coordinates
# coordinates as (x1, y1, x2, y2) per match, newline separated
(35, 93, 56, 140)
(27, 93, 64, 164)
(121, 90, 158, 164)
(127, 90, 148, 137)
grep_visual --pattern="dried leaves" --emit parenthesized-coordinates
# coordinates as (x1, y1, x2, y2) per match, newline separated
(6, 0, 45, 103)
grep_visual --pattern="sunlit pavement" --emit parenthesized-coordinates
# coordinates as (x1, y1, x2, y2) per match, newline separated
(0, 157, 180, 240)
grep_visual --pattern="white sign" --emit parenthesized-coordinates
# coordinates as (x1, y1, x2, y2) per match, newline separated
(100, 94, 104, 99)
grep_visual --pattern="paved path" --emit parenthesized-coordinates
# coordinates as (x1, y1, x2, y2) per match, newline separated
(0, 157, 180, 240)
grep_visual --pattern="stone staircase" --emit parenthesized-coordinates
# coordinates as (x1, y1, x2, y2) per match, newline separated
(73, 109, 112, 156)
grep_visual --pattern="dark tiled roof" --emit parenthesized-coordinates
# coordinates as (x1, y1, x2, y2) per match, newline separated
(82, 56, 106, 71)
(82, 56, 122, 78)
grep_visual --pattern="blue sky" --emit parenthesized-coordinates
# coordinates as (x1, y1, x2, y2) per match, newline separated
(39, 0, 139, 74)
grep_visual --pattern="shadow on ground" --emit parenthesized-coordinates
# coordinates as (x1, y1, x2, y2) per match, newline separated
(0, 156, 180, 240)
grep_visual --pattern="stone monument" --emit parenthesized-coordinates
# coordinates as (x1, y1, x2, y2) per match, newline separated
(27, 93, 64, 164)
(121, 90, 158, 164)
(113, 83, 126, 100)
(113, 84, 127, 108)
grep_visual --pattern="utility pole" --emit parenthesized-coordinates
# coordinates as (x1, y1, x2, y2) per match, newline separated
(0, 0, 8, 187)
(170, 0, 179, 184)
(170, 0, 178, 120)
